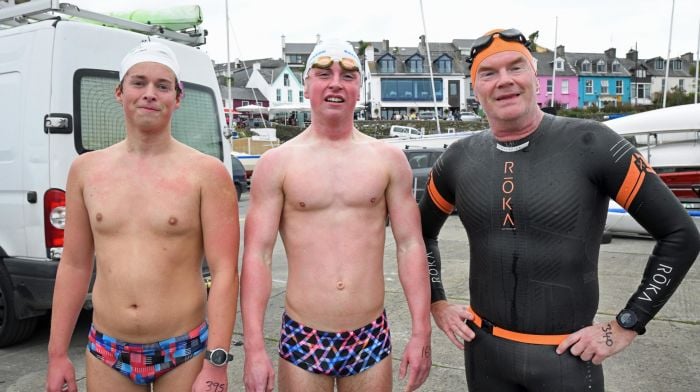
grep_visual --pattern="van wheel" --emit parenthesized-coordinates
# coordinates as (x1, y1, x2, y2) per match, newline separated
(0, 266, 38, 347)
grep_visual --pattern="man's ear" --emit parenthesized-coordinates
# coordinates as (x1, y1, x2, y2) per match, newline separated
(115, 84, 123, 103)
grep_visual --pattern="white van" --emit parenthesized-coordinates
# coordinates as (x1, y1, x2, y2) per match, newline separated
(0, 2, 231, 346)
(389, 125, 423, 139)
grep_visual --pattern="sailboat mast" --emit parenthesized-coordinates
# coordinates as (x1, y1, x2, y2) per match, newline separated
(418, 0, 440, 133)
(225, 0, 232, 125)
(550, 16, 558, 108)
(662, 0, 675, 108)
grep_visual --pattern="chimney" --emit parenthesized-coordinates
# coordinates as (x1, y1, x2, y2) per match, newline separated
(626, 49, 638, 61)
(556, 45, 565, 58)
(281, 35, 286, 59)
(420, 35, 426, 49)
(383, 39, 390, 52)
(316, 34, 321, 44)
(366, 43, 375, 62)
(604, 48, 616, 58)
(681, 52, 694, 63)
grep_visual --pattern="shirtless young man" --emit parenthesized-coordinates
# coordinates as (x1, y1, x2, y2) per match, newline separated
(241, 39, 432, 392)
(45, 41, 239, 392)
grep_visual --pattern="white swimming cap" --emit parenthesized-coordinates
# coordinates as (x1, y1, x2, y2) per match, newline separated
(303, 39, 362, 80)
(119, 41, 181, 82)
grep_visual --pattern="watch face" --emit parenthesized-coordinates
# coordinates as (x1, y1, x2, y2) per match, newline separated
(210, 349, 227, 365)
(618, 310, 638, 328)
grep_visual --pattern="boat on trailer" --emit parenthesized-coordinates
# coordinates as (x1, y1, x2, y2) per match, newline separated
(604, 103, 700, 237)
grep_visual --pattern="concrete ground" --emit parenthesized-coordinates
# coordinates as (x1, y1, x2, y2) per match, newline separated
(2, 208, 698, 391)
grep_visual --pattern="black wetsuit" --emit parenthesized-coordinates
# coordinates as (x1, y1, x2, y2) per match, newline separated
(420, 114, 700, 391)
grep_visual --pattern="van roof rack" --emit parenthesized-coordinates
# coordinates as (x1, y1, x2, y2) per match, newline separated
(0, 0, 206, 46)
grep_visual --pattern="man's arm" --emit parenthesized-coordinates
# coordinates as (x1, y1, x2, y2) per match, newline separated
(46, 156, 96, 392)
(193, 158, 240, 391)
(418, 150, 476, 350)
(240, 151, 285, 392)
(558, 129, 700, 364)
(385, 146, 431, 391)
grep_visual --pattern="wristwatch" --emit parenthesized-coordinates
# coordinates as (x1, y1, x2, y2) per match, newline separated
(616, 309, 646, 335)
(205, 348, 234, 367)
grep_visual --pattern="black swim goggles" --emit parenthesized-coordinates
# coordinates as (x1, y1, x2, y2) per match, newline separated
(466, 29, 532, 66)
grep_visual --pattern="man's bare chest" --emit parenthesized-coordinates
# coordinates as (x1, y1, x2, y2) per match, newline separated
(82, 169, 201, 236)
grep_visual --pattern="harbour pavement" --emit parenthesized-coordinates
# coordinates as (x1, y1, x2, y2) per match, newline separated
(2, 211, 698, 391)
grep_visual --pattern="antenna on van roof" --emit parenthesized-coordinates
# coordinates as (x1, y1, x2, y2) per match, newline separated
(0, 0, 206, 46)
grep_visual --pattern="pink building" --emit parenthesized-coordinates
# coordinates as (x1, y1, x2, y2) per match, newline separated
(533, 49, 579, 109)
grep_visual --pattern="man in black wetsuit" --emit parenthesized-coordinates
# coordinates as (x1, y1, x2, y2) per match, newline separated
(420, 28, 700, 392)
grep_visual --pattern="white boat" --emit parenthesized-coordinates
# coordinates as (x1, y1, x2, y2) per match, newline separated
(231, 128, 280, 176)
(604, 103, 700, 237)
(382, 129, 482, 149)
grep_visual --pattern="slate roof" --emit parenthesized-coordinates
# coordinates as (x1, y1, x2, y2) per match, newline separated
(531, 51, 577, 76)
(219, 86, 266, 101)
(564, 51, 631, 77)
(641, 57, 692, 77)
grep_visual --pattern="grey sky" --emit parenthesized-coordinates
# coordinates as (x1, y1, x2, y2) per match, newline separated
(71, 0, 699, 64)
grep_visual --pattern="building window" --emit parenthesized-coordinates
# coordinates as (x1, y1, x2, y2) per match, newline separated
(381, 78, 443, 101)
(634, 83, 650, 99)
(636, 69, 646, 78)
(276, 89, 281, 101)
(661, 79, 666, 91)
(546, 79, 553, 94)
(672, 60, 682, 70)
(581, 60, 591, 72)
(284, 74, 290, 87)
(287, 90, 292, 102)
(596, 60, 606, 73)
(286, 54, 303, 64)
(561, 80, 569, 94)
(299, 91, 304, 102)
(679, 79, 685, 92)
(585, 80, 593, 94)
(407, 57, 424, 73)
(601, 80, 609, 94)
(555, 59, 564, 71)
(655, 58, 664, 70)
(615, 80, 623, 95)
(436, 57, 452, 73)
(612, 61, 620, 72)
(378, 58, 395, 73)
(241, 100, 249, 106)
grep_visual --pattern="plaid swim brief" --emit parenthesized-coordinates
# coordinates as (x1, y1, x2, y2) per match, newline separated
(87, 321, 208, 385)
(278, 310, 391, 377)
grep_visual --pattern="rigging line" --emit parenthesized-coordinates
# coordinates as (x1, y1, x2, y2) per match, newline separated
(228, 16, 269, 128)
(418, 0, 441, 133)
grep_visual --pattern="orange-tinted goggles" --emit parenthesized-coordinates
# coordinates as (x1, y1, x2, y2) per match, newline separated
(311, 56, 360, 72)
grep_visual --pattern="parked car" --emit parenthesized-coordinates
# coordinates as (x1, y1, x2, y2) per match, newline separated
(231, 155, 248, 200)
(403, 147, 445, 202)
(417, 111, 436, 121)
(459, 111, 482, 122)
(389, 125, 422, 139)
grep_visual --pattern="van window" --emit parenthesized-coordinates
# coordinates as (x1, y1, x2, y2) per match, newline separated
(74, 69, 224, 160)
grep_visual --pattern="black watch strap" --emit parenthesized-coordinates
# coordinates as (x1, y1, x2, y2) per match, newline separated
(616, 309, 646, 335)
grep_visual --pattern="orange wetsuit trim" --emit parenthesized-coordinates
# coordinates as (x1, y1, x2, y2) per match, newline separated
(615, 152, 655, 209)
(427, 174, 454, 214)
(468, 307, 568, 346)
